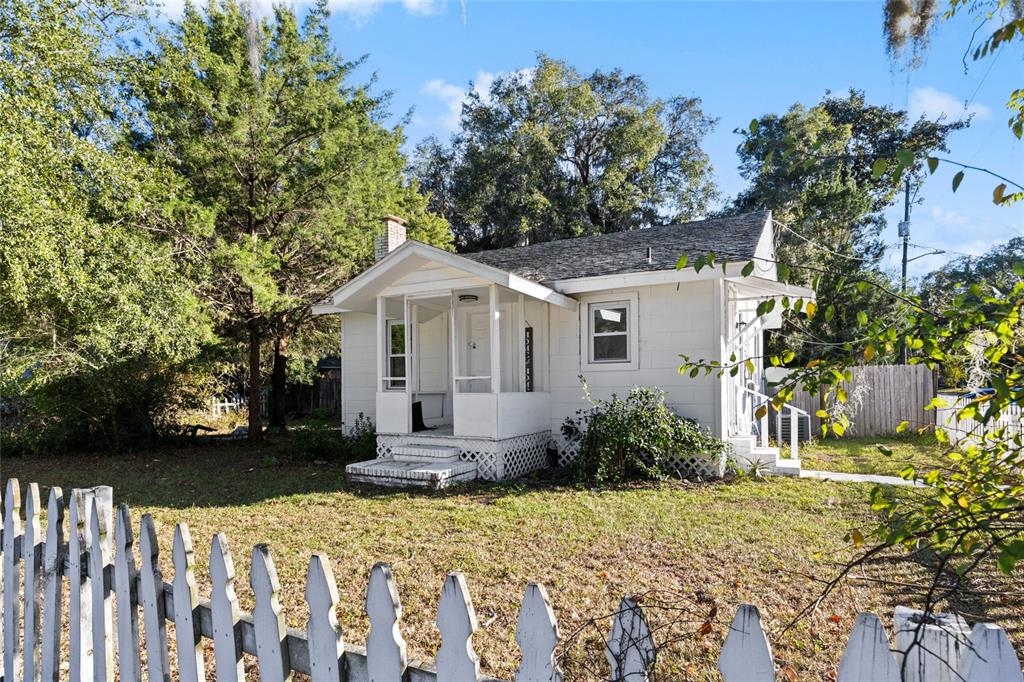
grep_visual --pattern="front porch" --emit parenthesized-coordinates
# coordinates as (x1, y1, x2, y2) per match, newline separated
(350, 282, 563, 487)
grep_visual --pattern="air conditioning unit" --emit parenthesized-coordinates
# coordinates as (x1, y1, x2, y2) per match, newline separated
(774, 411, 812, 443)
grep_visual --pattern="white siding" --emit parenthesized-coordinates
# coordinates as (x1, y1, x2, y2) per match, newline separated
(548, 281, 722, 438)
(341, 312, 377, 428)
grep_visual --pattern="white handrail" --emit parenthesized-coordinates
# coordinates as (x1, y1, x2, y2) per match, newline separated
(736, 385, 805, 460)
(737, 385, 808, 415)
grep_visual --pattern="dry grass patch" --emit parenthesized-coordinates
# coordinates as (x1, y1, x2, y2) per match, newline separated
(5, 441, 1021, 680)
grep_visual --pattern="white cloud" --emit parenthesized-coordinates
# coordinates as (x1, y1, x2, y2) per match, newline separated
(401, 0, 445, 16)
(421, 70, 496, 131)
(909, 86, 990, 123)
(929, 205, 971, 227)
(419, 67, 538, 132)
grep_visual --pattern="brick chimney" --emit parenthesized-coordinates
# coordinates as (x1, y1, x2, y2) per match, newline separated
(374, 215, 407, 261)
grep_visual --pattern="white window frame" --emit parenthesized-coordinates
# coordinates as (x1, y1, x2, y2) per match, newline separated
(386, 318, 406, 390)
(580, 291, 639, 372)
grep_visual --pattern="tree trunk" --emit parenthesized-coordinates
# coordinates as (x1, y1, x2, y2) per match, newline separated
(268, 334, 289, 431)
(247, 328, 262, 442)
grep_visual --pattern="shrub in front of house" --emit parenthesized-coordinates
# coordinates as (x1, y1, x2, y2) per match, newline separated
(561, 381, 728, 484)
(291, 411, 375, 462)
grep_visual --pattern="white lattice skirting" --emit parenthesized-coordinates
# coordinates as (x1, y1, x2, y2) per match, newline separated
(376, 431, 551, 481)
(554, 437, 726, 480)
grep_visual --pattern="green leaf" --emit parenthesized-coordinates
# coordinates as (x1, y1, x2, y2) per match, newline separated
(952, 170, 965, 192)
(777, 263, 790, 281)
(896, 149, 914, 168)
(749, 118, 759, 134)
(857, 310, 868, 326)
(871, 157, 888, 179)
(675, 254, 688, 270)
(741, 260, 754, 277)
(994, 183, 1008, 204)
(927, 157, 939, 174)
(997, 550, 1016, 575)
(896, 420, 910, 433)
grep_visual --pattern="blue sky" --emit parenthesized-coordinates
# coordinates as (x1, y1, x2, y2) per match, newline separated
(173, 0, 1023, 278)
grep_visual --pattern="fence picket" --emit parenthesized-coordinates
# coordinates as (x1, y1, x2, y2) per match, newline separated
(4, 477, 1024, 682)
(114, 505, 141, 682)
(40, 487, 64, 682)
(210, 534, 244, 682)
(304, 553, 344, 682)
(89, 495, 115, 682)
(514, 582, 562, 682)
(837, 613, 899, 682)
(718, 604, 774, 682)
(172, 524, 205, 682)
(436, 572, 480, 682)
(605, 597, 655, 682)
(23, 483, 43, 682)
(366, 562, 407, 681)
(139, 514, 171, 682)
(251, 544, 292, 682)
(3, 479, 23, 682)
(68, 488, 94, 682)
(958, 623, 1024, 682)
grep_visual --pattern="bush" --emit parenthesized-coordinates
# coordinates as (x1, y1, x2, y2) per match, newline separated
(561, 380, 727, 484)
(290, 410, 375, 462)
(3, 356, 217, 455)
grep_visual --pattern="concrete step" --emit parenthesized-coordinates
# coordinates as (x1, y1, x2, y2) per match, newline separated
(346, 457, 477, 490)
(771, 458, 802, 477)
(749, 446, 780, 464)
(391, 444, 461, 463)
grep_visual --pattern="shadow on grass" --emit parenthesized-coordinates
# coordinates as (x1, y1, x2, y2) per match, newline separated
(1, 436, 603, 510)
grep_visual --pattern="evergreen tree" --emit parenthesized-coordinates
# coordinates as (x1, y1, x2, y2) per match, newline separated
(137, 0, 450, 435)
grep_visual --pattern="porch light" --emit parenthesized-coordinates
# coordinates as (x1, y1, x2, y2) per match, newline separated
(458, 294, 479, 303)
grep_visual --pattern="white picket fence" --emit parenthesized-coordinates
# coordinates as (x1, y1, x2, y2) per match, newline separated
(934, 392, 1024, 445)
(2, 478, 1023, 682)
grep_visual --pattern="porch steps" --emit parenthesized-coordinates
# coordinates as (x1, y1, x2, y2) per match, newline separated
(346, 457, 477, 489)
(391, 444, 460, 463)
(770, 458, 802, 477)
(728, 436, 803, 477)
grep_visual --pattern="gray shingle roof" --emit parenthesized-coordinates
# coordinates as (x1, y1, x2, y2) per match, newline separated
(461, 211, 771, 283)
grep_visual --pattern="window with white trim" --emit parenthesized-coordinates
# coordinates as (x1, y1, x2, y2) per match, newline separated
(386, 319, 406, 390)
(589, 301, 630, 363)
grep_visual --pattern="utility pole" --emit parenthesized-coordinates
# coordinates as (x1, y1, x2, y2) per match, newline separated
(898, 179, 911, 364)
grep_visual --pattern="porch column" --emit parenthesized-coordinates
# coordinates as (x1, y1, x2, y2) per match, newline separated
(489, 284, 500, 394)
(403, 295, 412, 398)
(376, 295, 385, 393)
(517, 293, 526, 392)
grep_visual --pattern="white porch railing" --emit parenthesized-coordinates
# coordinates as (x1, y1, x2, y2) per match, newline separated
(738, 385, 808, 460)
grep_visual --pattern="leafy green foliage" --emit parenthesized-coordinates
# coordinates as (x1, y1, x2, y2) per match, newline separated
(0, 0, 214, 444)
(134, 0, 450, 435)
(291, 411, 375, 462)
(412, 54, 717, 251)
(561, 379, 727, 484)
(884, 0, 1024, 204)
(728, 90, 965, 361)
(681, 244, 1024, 592)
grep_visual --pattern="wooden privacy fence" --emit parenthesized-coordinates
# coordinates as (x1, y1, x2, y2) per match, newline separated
(3, 479, 1023, 682)
(779, 364, 937, 438)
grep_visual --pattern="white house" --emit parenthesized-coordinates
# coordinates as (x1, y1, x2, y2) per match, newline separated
(313, 212, 814, 487)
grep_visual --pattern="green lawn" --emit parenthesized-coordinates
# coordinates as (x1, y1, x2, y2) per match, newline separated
(790, 434, 950, 476)
(4, 441, 1017, 680)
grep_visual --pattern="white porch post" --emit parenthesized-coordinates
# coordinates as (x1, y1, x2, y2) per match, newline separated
(489, 284, 500, 394)
(517, 293, 526, 392)
(449, 293, 458, 396)
(376, 296, 385, 393)
(403, 295, 412, 399)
